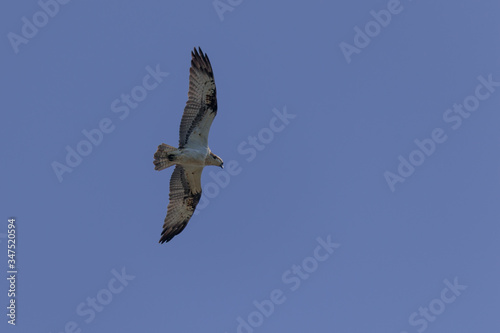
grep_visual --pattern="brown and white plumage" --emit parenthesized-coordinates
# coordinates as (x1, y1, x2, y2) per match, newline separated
(154, 47, 223, 244)
(159, 165, 202, 243)
(179, 47, 217, 149)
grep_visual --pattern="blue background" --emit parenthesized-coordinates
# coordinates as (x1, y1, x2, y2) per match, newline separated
(1, 0, 499, 332)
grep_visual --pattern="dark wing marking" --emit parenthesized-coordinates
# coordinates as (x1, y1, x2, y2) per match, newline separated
(178, 47, 217, 149)
(159, 165, 203, 243)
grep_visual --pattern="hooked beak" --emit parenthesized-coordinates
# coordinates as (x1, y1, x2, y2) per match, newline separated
(220, 162, 224, 169)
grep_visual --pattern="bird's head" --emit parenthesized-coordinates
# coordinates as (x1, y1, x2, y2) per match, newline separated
(209, 152, 224, 169)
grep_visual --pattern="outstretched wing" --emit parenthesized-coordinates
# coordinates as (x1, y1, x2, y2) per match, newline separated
(159, 165, 203, 244)
(178, 47, 217, 149)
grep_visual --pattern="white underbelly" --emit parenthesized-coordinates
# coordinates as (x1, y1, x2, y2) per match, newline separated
(178, 148, 208, 166)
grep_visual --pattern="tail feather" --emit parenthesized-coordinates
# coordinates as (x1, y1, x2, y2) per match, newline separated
(154, 144, 178, 171)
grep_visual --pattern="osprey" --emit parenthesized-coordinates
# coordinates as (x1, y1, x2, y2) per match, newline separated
(154, 47, 223, 244)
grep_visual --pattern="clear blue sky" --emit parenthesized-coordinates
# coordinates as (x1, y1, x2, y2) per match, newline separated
(1, 0, 499, 332)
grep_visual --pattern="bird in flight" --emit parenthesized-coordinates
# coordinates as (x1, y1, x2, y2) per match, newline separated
(154, 47, 223, 244)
